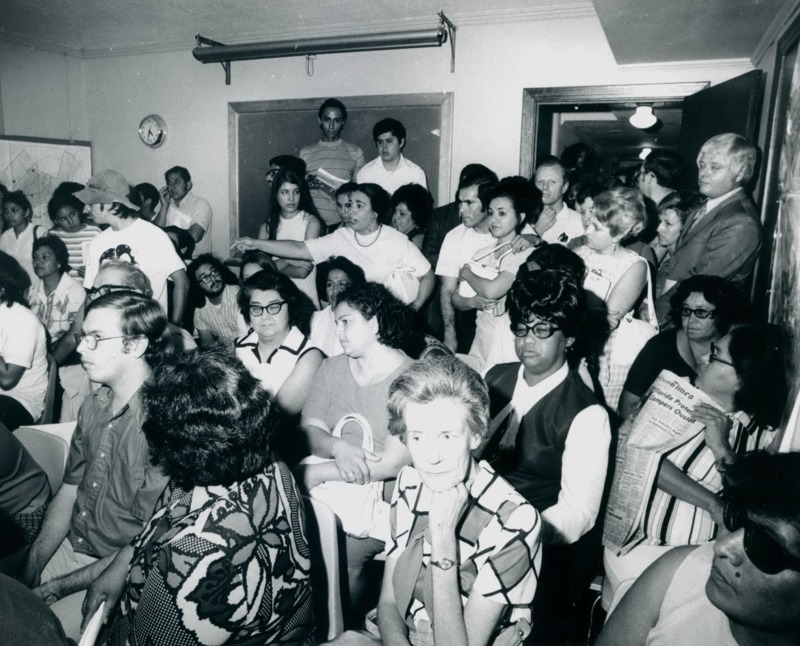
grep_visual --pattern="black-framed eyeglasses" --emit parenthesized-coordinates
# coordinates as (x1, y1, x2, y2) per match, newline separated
(710, 342, 735, 368)
(74, 333, 130, 351)
(681, 306, 717, 319)
(723, 502, 800, 575)
(249, 301, 287, 317)
(512, 321, 561, 339)
(86, 284, 132, 300)
(197, 268, 220, 285)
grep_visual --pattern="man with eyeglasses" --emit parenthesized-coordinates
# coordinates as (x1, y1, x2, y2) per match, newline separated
(21, 291, 170, 641)
(597, 450, 800, 646)
(187, 253, 246, 348)
(481, 269, 610, 643)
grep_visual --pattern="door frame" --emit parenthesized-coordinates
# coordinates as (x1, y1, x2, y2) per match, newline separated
(519, 82, 709, 177)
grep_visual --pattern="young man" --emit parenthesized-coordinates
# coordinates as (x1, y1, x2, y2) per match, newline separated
(357, 118, 427, 195)
(157, 166, 213, 254)
(638, 150, 683, 207)
(655, 133, 761, 323)
(532, 158, 584, 246)
(21, 291, 171, 640)
(300, 98, 365, 228)
(597, 451, 800, 646)
(76, 170, 188, 322)
(187, 253, 245, 347)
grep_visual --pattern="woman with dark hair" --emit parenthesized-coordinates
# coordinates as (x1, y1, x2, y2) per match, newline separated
(309, 255, 366, 356)
(0, 254, 48, 430)
(619, 274, 750, 419)
(482, 268, 610, 642)
(1, 190, 43, 286)
(238, 249, 277, 283)
(30, 236, 85, 347)
(234, 270, 322, 418)
(651, 190, 703, 270)
(604, 323, 788, 609)
(298, 282, 414, 618)
(47, 190, 100, 279)
(389, 183, 432, 250)
(257, 168, 323, 307)
(458, 176, 542, 372)
(82, 349, 314, 645)
(235, 183, 434, 311)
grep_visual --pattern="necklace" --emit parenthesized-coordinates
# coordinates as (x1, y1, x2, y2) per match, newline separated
(355, 224, 383, 247)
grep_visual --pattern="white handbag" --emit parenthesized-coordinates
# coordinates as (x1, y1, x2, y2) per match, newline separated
(608, 256, 659, 367)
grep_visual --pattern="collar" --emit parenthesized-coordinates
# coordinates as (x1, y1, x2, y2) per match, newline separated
(513, 361, 569, 404)
(94, 385, 143, 422)
(705, 187, 742, 213)
(235, 326, 306, 362)
(382, 153, 409, 171)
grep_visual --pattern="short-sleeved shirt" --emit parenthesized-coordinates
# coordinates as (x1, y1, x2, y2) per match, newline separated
(387, 461, 541, 635)
(305, 225, 431, 286)
(623, 329, 696, 398)
(83, 218, 185, 313)
(0, 224, 42, 287)
(435, 224, 495, 278)
(193, 283, 244, 343)
(108, 462, 314, 645)
(540, 204, 585, 246)
(63, 387, 169, 557)
(0, 303, 48, 419)
(165, 191, 213, 255)
(300, 139, 365, 226)
(30, 272, 86, 344)
(50, 225, 102, 278)
(356, 154, 427, 196)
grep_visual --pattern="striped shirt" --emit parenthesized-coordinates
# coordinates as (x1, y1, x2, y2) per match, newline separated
(50, 225, 102, 278)
(193, 284, 244, 342)
(300, 139, 365, 226)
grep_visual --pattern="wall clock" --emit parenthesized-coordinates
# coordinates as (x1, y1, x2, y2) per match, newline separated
(138, 114, 167, 148)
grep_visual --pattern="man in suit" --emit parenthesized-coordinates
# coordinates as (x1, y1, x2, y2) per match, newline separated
(655, 133, 761, 324)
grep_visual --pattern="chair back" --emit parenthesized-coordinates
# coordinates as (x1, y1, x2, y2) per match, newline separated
(14, 423, 77, 493)
(303, 496, 344, 642)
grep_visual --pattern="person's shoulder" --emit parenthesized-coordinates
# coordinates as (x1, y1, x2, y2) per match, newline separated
(442, 223, 469, 243)
(338, 139, 364, 154)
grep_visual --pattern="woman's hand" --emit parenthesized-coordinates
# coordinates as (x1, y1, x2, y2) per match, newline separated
(81, 547, 132, 631)
(428, 482, 469, 545)
(470, 295, 497, 311)
(331, 438, 380, 485)
(693, 402, 733, 458)
(510, 234, 534, 253)
(459, 264, 475, 282)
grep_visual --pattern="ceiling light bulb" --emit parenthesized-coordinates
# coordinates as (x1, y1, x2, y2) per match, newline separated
(639, 147, 653, 160)
(629, 106, 657, 129)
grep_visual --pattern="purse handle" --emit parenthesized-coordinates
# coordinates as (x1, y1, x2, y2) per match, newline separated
(331, 413, 374, 453)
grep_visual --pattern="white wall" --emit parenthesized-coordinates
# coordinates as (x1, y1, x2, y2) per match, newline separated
(1, 13, 753, 255)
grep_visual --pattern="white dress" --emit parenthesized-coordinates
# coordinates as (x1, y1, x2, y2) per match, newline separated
(276, 211, 319, 308)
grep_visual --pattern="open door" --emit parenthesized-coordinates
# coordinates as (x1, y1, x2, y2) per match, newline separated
(678, 70, 765, 189)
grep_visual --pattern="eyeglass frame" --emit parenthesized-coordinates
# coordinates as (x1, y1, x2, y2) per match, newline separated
(74, 333, 131, 351)
(511, 320, 561, 339)
(710, 342, 736, 368)
(248, 301, 287, 317)
(723, 502, 800, 575)
(680, 306, 717, 319)
(196, 268, 221, 285)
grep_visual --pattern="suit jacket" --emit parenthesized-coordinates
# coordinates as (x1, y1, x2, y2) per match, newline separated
(655, 189, 760, 322)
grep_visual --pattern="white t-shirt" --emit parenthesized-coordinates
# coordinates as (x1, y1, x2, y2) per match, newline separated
(305, 225, 431, 285)
(83, 218, 186, 313)
(0, 303, 48, 419)
(540, 204, 585, 246)
(435, 224, 495, 278)
(165, 191, 213, 255)
(356, 154, 427, 196)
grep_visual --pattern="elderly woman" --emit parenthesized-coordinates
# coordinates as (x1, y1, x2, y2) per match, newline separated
(235, 270, 323, 419)
(309, 255, 366, 357)
(377, 356, 541, 646)
(298, 282, 414, 617)
(619, 274, 749, 419)
(82, 350, 314, 645)
(604, 323, 788, 608)
(235, 183, 434, 310)
(389, 183, 433, 250)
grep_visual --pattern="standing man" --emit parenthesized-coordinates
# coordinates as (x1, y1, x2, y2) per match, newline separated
(436, 168, 498, 353)
(300, 99, 365, 229)
(21, 291, 171, 640)
(638, 150, 683, 207)
(533, 158, 584, 246)
(357, 118, 427, 196)
(157, 166, 213, 255)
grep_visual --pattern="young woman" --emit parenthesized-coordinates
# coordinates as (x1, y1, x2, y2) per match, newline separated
(47, 191, 100, 279)
(257, 168, 323, 307)
(458, 177, 541, 373)
(1, 190, 43, 286)
(389, 182, 432, 250)
(309, 255, 366, 357)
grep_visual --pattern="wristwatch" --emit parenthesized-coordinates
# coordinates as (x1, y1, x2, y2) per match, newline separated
(430, 556, 456, 570)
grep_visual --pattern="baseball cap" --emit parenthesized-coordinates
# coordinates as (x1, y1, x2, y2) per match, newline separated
(73, 170, 139, 211)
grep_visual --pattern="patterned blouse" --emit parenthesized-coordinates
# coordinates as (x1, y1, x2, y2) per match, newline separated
(105, 459, 314, 645)
(386, 460, 541, 638)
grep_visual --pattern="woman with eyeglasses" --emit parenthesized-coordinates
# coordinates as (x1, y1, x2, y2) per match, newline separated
(604, 323, 788, 612)
(234, 270, 323, 422)
(481, 269, 610, 643)
(619, 275, 750, 420)
(597, 451, 800, 646)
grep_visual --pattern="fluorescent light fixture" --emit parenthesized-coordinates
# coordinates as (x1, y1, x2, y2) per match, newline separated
(639, 147, 653, 160)
(629, 106, 657, 129)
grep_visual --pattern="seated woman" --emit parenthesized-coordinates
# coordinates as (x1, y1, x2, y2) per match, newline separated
(377, 356, 541, 646)
(597, 451, 800, 646)
(309, 255, 366, 357)
(389, 183, 432, 250)
(458, 176, 541, 373)
(482, 268, 610, 642)
(238, 249, 277, 283)
(82, 349, 314, 645)
(297, 282, 414, 618)
(234, 270, 323, 419)
(0, 254, 48, 430)
(1, 190, 44, 286)
(235, 183, 434, 311)
(619, 274, 749, 419)
(29, 236, 85, 347)
(603, 323, 788, 608)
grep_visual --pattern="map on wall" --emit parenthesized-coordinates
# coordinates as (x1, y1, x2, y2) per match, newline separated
(0, 135, 92, 228)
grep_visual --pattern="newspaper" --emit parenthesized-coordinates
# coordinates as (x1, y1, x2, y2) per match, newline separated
(603, 370, 723, 555)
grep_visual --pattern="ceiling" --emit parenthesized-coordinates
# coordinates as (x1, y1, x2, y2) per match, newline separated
(0, 0, 789, 61)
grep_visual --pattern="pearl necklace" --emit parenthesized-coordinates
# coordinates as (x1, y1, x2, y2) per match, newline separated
(355, 224, 383, 247)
